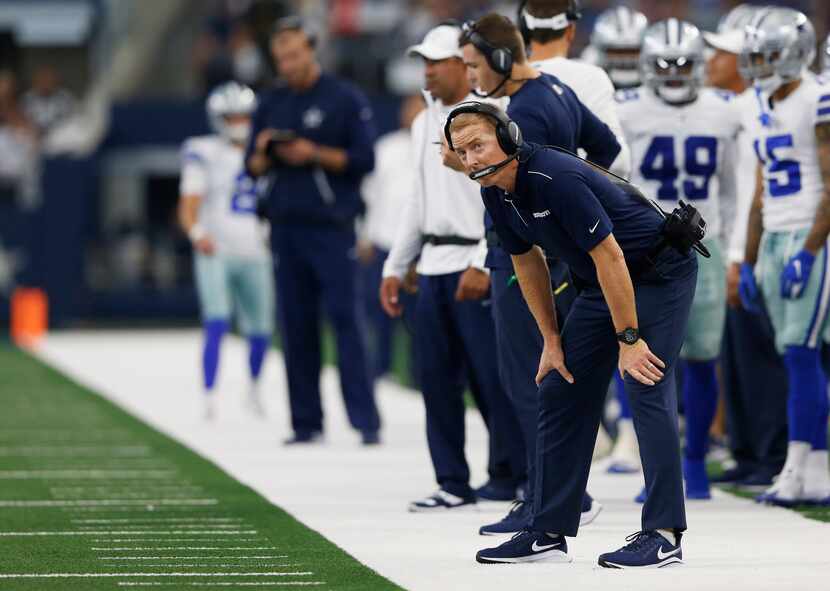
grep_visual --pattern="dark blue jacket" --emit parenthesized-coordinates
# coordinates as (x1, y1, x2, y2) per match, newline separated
(246, 73, 376, 228)
(486, 72, 621, 269)
(483, 144, 663, 288)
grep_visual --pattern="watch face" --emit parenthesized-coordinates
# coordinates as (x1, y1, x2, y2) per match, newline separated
(622, 328, 638, 344)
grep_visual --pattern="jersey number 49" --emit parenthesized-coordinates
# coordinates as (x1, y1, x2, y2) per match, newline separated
(640, 136, 718, 201)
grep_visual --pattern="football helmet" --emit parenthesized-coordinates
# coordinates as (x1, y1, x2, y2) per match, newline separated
(640, 19, 705, 105)
(207, 81, 257, 144)
(590, 6, 648, 89)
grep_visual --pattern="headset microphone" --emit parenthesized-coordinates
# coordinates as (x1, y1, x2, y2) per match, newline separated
(468, 153, 519, 180)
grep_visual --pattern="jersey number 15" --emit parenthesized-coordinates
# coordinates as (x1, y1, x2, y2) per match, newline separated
(640, 135, 718, 200)
(753, 134, 802, 198)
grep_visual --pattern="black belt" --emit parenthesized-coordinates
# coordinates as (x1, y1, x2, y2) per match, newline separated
(423, 234, 481, 246)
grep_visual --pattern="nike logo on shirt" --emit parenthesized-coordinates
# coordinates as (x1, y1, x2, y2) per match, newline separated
(589, 219, 600, 234)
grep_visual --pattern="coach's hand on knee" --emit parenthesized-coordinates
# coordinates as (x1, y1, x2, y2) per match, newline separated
(380, 277, 403, 317)
(536, 335, 574, 385)
(618, 340, 665, 386)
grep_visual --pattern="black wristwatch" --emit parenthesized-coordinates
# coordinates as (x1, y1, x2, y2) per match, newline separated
(616, 327, 640, 345)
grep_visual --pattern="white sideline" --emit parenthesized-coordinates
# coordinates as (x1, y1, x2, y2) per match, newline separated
(36, 330, 830, 591)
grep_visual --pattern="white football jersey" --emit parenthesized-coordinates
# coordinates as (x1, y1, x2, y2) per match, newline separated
(616, 87, 742, 238)
(743, 76, 830, 232)
(179, 135, 269, 259)
(531, 56, 631, 178)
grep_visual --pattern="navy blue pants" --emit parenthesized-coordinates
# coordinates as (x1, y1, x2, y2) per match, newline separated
(358, 245, 394, 379)
(491, 261, 575, 508)
(721, 303, 788, 478)
(272, 224, 380, 435)
(530, 254, 697, 536)
(415, 272, 525, 497)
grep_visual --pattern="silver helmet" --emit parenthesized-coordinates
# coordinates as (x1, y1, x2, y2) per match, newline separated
(640, 19, 706, 105)
(207, 81, 257, 144)
(717, 3, 759, 34)
(590, 6, 648, 89)
(739, 7, 815, 94)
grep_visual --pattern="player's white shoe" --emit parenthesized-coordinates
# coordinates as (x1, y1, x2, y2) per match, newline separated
(593, 425, 613, 460)
(203, 395, 216, 421)
(802, 450, 830, 505)
(244, 385, 266, 418)
(607, 419, 641, 474)
(757, 442, 810, 506)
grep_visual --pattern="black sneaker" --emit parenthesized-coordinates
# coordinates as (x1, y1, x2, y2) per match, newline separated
(479, 501, 528, 536)
(476, 529, 571, 564)
(408, 489, 477, 512)
(598, 530, 683, 569)
(361, 430, 381, 445)
(476, 479, 518, 501)
(283, 430, 323, 445)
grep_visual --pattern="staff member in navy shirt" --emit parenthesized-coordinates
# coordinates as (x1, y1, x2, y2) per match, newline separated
(457, 13, 620, 535)
(246, 17, 380, 445)
(447, 103, 696, 568)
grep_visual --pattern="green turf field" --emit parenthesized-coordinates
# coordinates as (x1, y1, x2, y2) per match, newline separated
(0, 344, 402, 591)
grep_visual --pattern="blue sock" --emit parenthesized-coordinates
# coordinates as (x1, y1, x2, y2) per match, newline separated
(682, 360, 719, 461)
(615, 372, 631, 419)
(248, 334, 270, 380)
(202, 319, 228, 391)
(813, 369, 829, 450)
(783, 346, 824, 444)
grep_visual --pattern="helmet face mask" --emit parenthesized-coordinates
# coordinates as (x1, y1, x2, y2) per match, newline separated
(640, 19, 705, 105)
(591, 7, 648, 89)
(738, 8, 815, 94)
(207, 82, 257, 144)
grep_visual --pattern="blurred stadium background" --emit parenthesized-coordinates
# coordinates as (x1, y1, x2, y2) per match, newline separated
(0, 0, 827, 333)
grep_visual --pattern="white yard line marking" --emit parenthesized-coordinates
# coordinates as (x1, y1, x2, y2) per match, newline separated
(80, 525, 244, 530)
(76, 518, 241, 524)
(110, 564, 300, 568)
(0, 445, 150, 457)
(0, 470, 176, 479)
(0, 499, 217, 507)
(0, 572, 313, 579)
(117, 583, 325, 587)
(93, 539, 264, 543)
(93, 548, 277, 551)
(0, 530, 257, 537)
(100, 556, 288, 560)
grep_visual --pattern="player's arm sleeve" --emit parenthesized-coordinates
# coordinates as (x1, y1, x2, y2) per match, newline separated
(550, 172, 613, 252)
(577, 99, 621, 170)
(381, 116, 424, 278)
(590, 74, 631, 178)
(342, 88, 377, 176)
(180, 141, 208, 197)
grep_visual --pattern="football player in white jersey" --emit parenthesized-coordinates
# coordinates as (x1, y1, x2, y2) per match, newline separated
(617, 19, 741, 500)
(178, 82, 273, 420)
(739, 8, 830, 506)
(588, 6, 649, 91)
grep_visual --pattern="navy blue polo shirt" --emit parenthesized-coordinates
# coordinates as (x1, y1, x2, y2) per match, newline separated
(482, 143, 663, 288)
(245, 73, 376, 227)
(486, 72, 621, 269)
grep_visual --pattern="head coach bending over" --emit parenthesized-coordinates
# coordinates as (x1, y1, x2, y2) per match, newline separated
(446, 102, 698, 568)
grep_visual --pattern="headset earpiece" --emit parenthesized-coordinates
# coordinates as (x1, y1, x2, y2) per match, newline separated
(461, 21, 514, 77)
(444, 102, 522, 155)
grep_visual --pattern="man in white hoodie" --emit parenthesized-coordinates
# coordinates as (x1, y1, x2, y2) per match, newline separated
(380, 23, 525, 510)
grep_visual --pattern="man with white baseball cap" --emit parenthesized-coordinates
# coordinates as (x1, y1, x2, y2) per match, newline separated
(381, 22, 525, 511)
(704, 4, 790, 490)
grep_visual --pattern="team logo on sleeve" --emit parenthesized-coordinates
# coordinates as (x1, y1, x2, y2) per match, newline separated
(303, 107, 325, 129)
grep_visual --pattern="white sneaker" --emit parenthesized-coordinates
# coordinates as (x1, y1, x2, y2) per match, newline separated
(802, 450, 830, 504)
(757, 441, 809, 506)
(593, 425, 613, 460)
(203, 396, 216, 421)
(244, 387, 267, 418)
(608, 419, 641, 474)
(580, 499, 603, 526)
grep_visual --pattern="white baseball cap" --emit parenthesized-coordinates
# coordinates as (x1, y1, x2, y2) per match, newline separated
(407, 24, 463, 61)
(703, 29, 745, 55)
